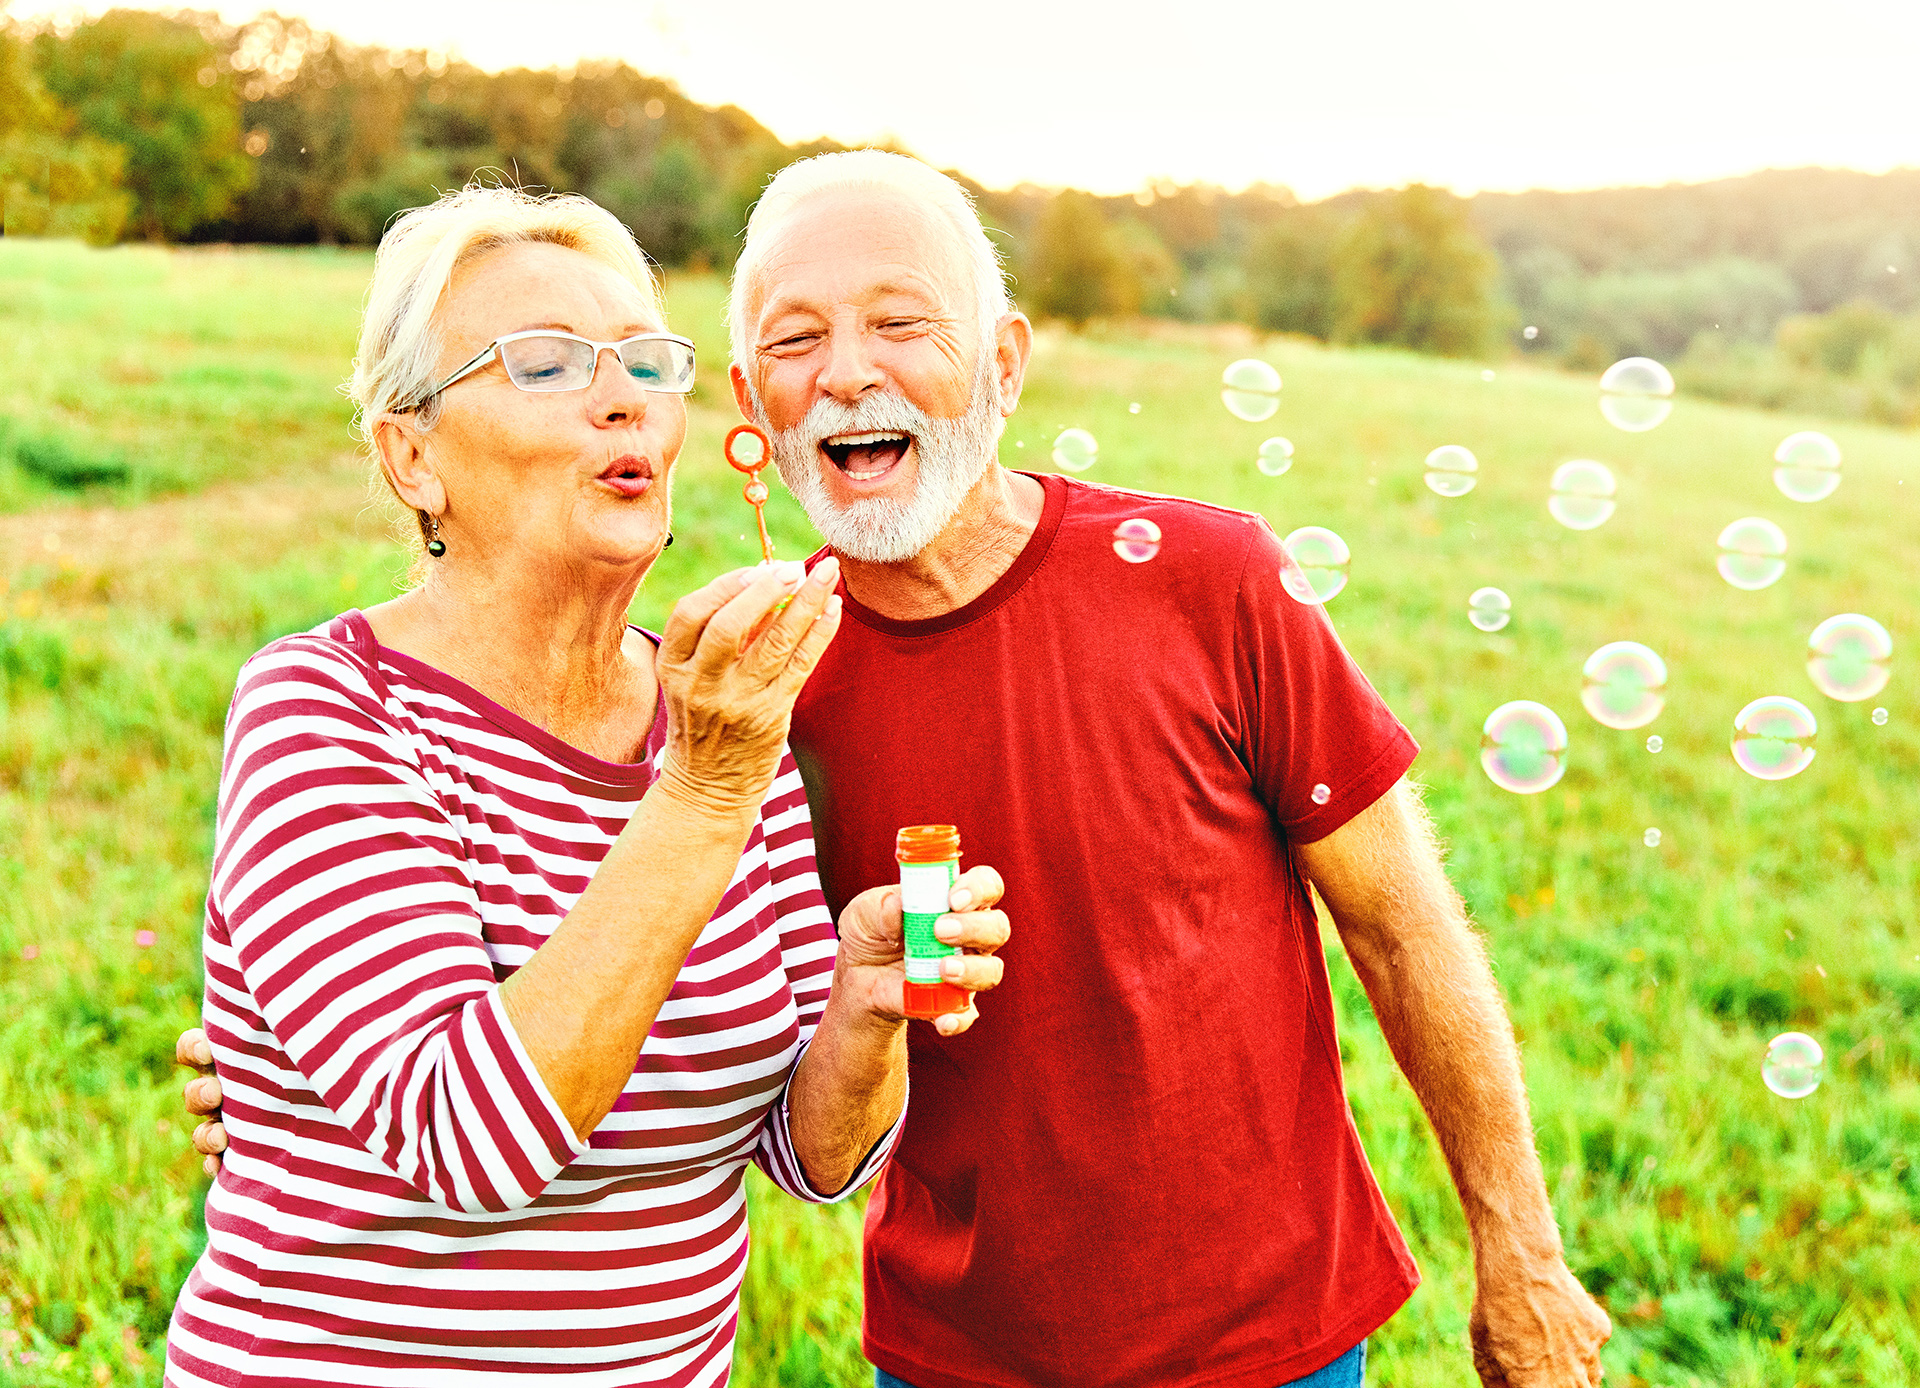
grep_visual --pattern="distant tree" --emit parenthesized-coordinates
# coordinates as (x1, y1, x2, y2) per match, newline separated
(1329, 185, 1501, 356)
(1245, 208, 1341, 338)
(597, 138, 718, 268)
(32, 10, 251, 240)
(1024, 191, 1132, 326)
(0, 22, 129, 241)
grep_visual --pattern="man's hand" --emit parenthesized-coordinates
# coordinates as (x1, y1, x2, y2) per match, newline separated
(175, 1027, 226, 1176)
(1471, 1257, 1612, 1386)
(834, 866, 1009, 1036)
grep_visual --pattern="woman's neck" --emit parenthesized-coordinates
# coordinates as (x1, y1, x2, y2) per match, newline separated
(364, 556, 659, 764)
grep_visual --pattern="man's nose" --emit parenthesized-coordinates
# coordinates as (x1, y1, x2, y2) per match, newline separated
(591, 345, 649, 425)
(818, 327, 885, 403)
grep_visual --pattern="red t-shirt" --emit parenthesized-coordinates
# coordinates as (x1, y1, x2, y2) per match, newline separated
(790, 473, 1421, 1388)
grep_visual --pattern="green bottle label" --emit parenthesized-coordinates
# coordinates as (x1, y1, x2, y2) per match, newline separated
(900, 859, 958, 984)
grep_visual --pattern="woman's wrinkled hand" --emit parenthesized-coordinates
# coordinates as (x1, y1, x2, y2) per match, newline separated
(834, 865, 1011, 1037)
(175, 1027, 227, 1177)
(655, 556, 842, 815)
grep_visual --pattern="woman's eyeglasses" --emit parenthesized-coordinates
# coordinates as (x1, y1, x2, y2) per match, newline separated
(412, 330, 696, 408)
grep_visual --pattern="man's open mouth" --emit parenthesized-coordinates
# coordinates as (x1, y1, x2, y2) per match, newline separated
(821, 431, 912, 482)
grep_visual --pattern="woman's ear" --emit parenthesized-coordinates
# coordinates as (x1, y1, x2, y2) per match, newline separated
(373, 414, 447, 516)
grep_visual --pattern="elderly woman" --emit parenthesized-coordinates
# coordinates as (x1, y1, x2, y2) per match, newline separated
(163, 184, 1008, 1387)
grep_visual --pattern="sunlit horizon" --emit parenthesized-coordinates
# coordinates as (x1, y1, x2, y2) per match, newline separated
(10, 0, 1920, 201)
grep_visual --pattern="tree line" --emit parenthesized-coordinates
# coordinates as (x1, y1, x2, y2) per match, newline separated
(4, 7, 1919, 416)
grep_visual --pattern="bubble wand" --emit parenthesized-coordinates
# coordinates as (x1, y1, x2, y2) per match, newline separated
(724, 424, 776, 562)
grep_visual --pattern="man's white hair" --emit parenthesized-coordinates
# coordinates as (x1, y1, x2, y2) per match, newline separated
(727, 150, 1012, 383)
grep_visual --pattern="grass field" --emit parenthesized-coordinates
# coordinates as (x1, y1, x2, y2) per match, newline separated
(2, 238, 1916, 1388)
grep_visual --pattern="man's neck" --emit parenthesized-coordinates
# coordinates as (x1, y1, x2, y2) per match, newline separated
(838, 465, 1047, 622)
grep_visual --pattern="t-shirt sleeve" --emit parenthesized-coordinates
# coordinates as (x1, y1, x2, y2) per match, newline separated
(207, 636, 586, 1214)
(1233, 517, 1418, 843)
(750, 747, 904, 1203)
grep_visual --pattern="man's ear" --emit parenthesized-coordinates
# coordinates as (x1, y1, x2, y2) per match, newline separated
(372, 414, 447, 516)
(993, 312, 1033, 418)
(729, 361, 758, 424)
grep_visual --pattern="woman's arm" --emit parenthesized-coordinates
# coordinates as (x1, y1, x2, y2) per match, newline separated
(500, 559, 844, 1141)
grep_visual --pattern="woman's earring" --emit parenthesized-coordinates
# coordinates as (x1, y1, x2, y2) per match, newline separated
(425, 514, 447, 558)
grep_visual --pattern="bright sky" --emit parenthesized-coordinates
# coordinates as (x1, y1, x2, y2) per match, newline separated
(14, 0, 1920, 199)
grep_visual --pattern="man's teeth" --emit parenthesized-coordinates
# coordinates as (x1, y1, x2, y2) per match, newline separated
(827, 431, 908, 447)
(848, 468, 887, 481)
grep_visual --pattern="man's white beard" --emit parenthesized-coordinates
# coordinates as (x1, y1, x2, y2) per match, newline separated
(764, 357, 1003, 564)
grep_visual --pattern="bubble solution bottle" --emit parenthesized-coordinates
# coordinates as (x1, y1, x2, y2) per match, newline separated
(896, 825, 972, 1021)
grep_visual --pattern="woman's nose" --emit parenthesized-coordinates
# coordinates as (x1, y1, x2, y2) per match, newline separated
(592, 345, 649, 425)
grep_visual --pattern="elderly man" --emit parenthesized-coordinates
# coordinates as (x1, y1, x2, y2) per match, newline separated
(185, 152, 1610, 1386)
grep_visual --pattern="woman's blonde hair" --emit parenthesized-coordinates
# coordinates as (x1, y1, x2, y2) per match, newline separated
(347, 182, 661, 555)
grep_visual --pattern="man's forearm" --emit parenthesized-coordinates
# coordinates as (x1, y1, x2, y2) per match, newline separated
(785, 982, 907, 1194)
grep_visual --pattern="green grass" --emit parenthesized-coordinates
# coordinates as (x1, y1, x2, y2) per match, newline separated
(2, 239, 1916, 1387)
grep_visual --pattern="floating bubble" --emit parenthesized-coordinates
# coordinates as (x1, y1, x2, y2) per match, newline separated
(1716, 517, 1788, 590)
(1221, 358, 1282, 422)
(1762, 1032, 1824, 1099)
(1732, 695, 1818, 780)
(1806, 614, 1892, 702)
(1468, 587, 1511, 632)
(1051, 427, 1098, 472)
(1481, 701, 1570, 794)
(1424, 445, 1479, 497)
(1128, 401, 1141, 415)
(1599, 356, 1675, 432)
(1523, 325, 1539, 340)
(1111, 518, 1162, 564)
(1279, 527, 1350, 605)
(1548, 460, 1617, 530)
(1873, 707, 1889, 726)
(1256, 437, 1295, 477)
(1481, 369, 1496, 382)
(1773, 431, 1842, 503)
(1310, 783, 1331, 806)
(1644, 828, 1661, 848)
(1646, 734, 1663, 753)
(1580, 641, 1668, 730)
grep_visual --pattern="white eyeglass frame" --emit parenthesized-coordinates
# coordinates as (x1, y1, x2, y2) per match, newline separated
(414, 329, 697, 407)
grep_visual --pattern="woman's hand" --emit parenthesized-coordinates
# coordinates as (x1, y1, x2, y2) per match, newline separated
(835, 866, 1011, 1037)
(654, 557, 842, 815)
(175, 1027, 226, 1177)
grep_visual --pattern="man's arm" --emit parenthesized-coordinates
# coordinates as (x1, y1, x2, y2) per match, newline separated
(1296, 778, 1610, 1388)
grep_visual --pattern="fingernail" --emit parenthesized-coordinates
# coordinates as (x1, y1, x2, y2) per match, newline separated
(810, 556, 839, 584)
(825, 594, 843, 618)
(737, 569, 757, 587)
(194, 1041, 212, 1065)
(949, 887, 973, 909)
(943, 959, 964, 980)
(934, 918, 959, 942)
(775, 560, 805, 585)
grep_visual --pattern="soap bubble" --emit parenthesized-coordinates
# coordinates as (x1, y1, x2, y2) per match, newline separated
(1311, 783, 1331, 806)
(1279, 527, 1350, 605)
(1599, 356, 1675, 432)
(1643, 828, 1661, 848)
(1523, 325, 1539, 340)
(1646, 734, 1663, 753)
(1548, 460, 1617, 530)
(1580, 641, 1668, 729)
(1424, 445, 1479, 497)
(1873, 707, 1890, 726)
(1111, 518, 1162, 564)
(1051, 427, 1098, 472)
(1128, 401, 1141, 415)
(1481, 701, 1570, 794)
(1732, 695, 1817, 780)
(1256, 437, 1295, 476)
(1762, 1032, 1824, 1099)
(1221, 359, 1282, 421)
(1716, 517, 1788, 590)
(1468, 587, 1511, 632)
(1806, 614, 1891, 701)
(1773, 431, 1842, 503)
(1481, 369, 1496, 382)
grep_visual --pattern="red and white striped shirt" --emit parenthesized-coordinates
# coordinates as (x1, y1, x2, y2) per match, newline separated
(166, 611, 892, 1388)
